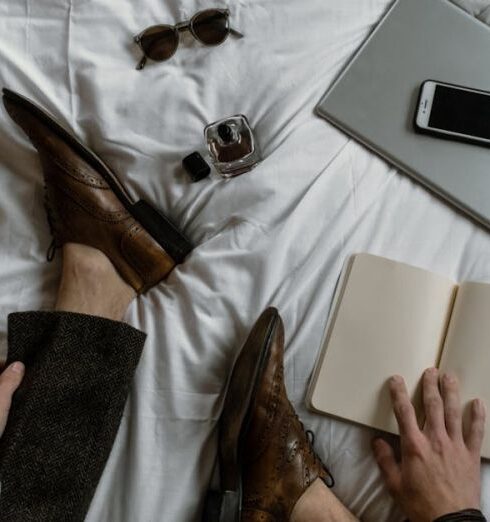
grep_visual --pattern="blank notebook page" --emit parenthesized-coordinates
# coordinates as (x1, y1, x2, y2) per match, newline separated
(439, 282, 490, 458)
(309, 254, 456, 434)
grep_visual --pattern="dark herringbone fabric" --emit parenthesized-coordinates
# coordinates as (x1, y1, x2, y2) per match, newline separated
(0, 311, 146, 522)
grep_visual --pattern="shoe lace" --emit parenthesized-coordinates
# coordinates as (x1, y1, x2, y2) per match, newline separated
(297, 414, 335, 488)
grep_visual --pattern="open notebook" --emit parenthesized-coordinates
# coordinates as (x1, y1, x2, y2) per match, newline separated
(306, 254, 490, 458)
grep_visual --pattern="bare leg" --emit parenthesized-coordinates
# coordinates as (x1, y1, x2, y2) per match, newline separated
(54, 245, 357, 522)
(2, 243, 144, 522)
(290, 479, 359, 522)
(52, 246, 359, 522)
(55, 243, 136, 321)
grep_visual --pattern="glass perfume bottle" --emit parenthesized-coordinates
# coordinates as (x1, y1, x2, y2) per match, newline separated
(204, 115, 261, 178)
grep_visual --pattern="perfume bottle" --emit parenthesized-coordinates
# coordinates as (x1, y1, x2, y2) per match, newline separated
(204, 115, 261, 178)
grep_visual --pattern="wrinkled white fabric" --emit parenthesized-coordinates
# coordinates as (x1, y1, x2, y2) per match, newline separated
(0, 0, 489, 520)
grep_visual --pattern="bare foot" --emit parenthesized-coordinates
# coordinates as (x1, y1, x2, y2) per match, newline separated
(55, 243, 136, 321)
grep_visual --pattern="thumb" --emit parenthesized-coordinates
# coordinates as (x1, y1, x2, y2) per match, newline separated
(0, 362, 25, 437)
(372, 438, 401, 496)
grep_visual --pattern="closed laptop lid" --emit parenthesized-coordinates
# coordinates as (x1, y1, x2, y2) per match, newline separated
(316, 0, 490, 229)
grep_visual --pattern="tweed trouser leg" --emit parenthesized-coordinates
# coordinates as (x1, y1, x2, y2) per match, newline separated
(0, 311, 146, 522)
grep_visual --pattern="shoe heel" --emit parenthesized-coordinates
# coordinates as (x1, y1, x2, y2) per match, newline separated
(202, 490, 240, 522)
(130, 200, 193, 264)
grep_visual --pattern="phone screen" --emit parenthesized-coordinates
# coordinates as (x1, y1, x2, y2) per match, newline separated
(429, 85, 490, 139)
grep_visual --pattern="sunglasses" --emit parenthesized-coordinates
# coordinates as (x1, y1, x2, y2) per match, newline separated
(134, 8, 243, 70)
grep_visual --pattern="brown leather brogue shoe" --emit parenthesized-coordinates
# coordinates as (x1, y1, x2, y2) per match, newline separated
(2, 88, 193, 294)
(204, 308, 333, 522)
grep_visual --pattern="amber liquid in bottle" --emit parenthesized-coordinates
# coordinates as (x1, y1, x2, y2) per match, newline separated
(205, 115, 261, 177)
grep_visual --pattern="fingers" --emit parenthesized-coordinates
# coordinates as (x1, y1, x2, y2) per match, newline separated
(389, 375, 420, 440)
(372, 438, 401, 495)
(440, 372, 463, 440)
(0, 362, 25, 436)
(465, 399, 486, 455)
(422, 368, 446, 435)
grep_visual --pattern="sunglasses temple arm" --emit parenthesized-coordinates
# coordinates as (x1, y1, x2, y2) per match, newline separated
(136, 55, 147, 71)
(230, 27, 244, 38)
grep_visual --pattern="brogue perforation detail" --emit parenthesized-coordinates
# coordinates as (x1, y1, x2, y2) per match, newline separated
(239, 314, 336, 522)
(42, 153, 109, 189)
(275, 412, 292, 475)
(125, 224, 141, 240)
(52, 183, 131, 223)
(120, 224, 148, 283)
(304, 462, 311, 488)
(4, 90, 183, 294)
(287, 440, 299, 463)
(256, 364, 284, 456)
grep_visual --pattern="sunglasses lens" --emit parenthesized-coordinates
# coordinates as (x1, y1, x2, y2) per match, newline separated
(192, 10, 229, 45)
(139, 25, 178, 61)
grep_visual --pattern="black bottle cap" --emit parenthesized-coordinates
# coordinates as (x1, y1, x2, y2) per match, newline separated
(217, 123, 234, 143)
(182, 152, 211, 182)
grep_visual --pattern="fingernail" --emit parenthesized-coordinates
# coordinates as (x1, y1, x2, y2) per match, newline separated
(10, 362, 24, 375)
(390, 375, 402, 384)
(474, 399, 484, 414)
(443, 373, 455, 384)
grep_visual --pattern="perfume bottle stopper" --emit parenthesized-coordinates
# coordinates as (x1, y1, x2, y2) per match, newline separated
(205, 114, 261, 178)
(182, 151, 210, 182)
(218, 124, 234, 143)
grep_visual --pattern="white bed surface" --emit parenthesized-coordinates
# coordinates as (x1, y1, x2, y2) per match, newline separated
(1, 0, 490, 520)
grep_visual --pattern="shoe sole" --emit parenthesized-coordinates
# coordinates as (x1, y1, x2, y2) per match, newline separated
(204, 307, 280, 522)
(2, 87, 193, 264)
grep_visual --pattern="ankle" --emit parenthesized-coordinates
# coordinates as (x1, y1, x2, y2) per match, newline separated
(290, 478, 357, 522)
(55, 243, 136, 321)
(290, 479, 330, 522)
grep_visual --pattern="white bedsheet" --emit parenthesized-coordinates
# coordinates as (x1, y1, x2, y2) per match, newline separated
(1, 0, 490, 520)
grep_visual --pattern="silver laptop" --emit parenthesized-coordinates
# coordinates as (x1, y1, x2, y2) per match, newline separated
(316, 0, 490, 229)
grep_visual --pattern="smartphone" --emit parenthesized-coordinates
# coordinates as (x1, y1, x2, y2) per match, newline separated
(414, 80, 490, 147)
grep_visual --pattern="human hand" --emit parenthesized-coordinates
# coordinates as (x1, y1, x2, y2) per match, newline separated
(372, 368, 485, 522)
(0, 362, 24, 437)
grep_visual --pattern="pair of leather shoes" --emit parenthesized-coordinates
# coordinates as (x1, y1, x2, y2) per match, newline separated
(206, 308, 334, 522)
(3, 91, 332, 521)
(2, 88, 193, 294)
